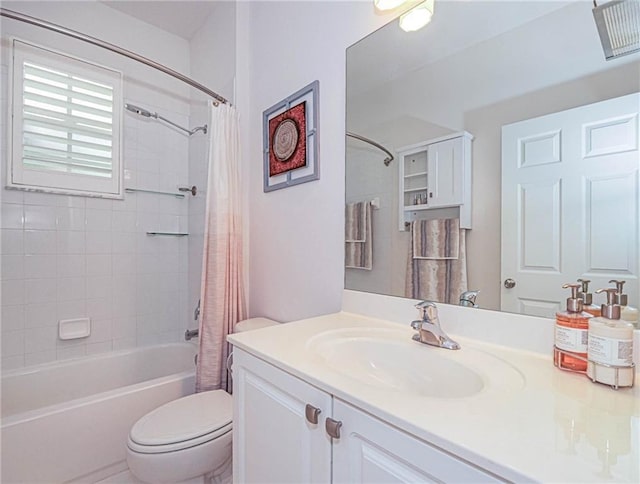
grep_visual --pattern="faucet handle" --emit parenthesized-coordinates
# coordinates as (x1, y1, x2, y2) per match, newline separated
(415, 300, 438, 321)
(415, 300, 437, 309)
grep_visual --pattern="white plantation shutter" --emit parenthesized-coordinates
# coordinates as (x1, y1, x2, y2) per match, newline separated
(11, 40, 123, 197)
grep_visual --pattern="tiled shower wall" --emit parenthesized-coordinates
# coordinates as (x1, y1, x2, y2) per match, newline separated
(1, 61, 193, 371)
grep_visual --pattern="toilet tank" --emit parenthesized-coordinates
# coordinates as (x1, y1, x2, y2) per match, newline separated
(234, 317, 279, 333)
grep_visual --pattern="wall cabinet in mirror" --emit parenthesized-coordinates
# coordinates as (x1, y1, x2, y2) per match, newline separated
(399, 132, 473, 230)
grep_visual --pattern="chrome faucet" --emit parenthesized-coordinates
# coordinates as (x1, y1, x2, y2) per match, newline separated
(410, 301, 460, 350)
(459, 290, 480, 308)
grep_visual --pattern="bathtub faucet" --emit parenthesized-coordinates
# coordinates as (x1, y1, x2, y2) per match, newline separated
(184, 328, 199, 341)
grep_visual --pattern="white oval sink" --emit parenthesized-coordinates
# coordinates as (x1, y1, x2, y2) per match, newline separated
(307, 328, 523, 398)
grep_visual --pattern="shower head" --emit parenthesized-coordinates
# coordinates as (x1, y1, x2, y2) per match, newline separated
(593, 0, 640, 60)
(124, 103, 156, 118)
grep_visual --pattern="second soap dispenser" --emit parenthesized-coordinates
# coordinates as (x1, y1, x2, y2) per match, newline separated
(577, 279, 601, 317)
(587, 288, 635, 388)
(609, 280, 638, 329)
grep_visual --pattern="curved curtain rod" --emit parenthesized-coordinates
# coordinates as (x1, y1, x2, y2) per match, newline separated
(0, 8, 228, 105)
(346, 131, 394, 166)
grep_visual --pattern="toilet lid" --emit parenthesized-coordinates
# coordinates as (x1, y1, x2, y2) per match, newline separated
(129, 390, 232, 447)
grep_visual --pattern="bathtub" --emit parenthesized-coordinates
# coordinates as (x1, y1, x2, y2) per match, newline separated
(1, 343, 197, 483)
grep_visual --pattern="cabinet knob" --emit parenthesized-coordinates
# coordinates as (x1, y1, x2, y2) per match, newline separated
(305, 404, 321, 425)
(325, 417, 342, 439)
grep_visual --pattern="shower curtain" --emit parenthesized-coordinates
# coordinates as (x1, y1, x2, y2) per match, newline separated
(196, 102, 247, 393)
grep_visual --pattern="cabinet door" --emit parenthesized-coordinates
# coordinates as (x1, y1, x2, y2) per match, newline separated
(427, 137, 464, 208)
(232, 349, 332, 483)
(332, 399, 503, 483)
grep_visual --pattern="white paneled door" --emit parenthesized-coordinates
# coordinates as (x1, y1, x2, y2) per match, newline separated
(501, 93, 639, 317)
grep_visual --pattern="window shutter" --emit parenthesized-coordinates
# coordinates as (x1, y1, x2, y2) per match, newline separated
(11, 40, 123, 198)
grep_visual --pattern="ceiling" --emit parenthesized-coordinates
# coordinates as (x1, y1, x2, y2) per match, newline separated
(100, 1, 219, 40)
(347, 1, 572, 96)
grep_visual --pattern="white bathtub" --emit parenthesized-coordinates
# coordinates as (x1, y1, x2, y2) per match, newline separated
(1, 343, 197, 483)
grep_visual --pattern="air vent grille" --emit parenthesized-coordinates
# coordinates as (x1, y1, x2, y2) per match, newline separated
(593, 0, 640, 60)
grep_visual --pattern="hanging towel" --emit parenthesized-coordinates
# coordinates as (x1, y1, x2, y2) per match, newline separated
(412, 218, 460, 259)
(345, 201, 372, 270)
(406, 219, 467, 304)
(345, 201, 368, 242)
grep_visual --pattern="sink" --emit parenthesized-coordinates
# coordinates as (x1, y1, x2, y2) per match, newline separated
(307, 328, 523, 398)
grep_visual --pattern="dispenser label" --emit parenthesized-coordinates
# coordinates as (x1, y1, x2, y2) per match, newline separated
(588, 335, 633, 366)
(555, 325, 588, 353)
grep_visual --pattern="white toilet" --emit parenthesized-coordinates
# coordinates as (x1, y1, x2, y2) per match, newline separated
(126, 318, 278, 484)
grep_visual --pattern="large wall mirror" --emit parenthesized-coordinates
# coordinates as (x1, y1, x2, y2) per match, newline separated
(345, 1, 639, 318)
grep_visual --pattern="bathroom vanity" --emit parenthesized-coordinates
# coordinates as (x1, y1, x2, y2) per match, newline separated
(229, 292, 639, 483)
(232, 339, 503, 483)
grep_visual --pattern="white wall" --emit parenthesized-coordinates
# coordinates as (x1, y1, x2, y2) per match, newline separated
(1, 2, 193, 370)
(237, 1, 405, 322)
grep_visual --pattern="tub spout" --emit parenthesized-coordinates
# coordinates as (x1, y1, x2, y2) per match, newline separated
(184, 328, 199, 341)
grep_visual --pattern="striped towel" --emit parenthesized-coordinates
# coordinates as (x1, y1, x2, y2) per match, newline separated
(345, 201, 372, 270)
(412, 218, 460, 260)
(345, 201, 368, 242)
(406, 220, 467, 304)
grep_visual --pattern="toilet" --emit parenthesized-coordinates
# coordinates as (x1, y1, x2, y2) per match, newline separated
(126, 318, 278, 484)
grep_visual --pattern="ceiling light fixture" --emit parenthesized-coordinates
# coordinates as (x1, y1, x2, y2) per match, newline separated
(399, 0, 435, 32)
(374, 0, 409, 11)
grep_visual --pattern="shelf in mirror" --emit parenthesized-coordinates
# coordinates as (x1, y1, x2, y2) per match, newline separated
(404, 171, 428, 179)
(146, 232, 189, 237)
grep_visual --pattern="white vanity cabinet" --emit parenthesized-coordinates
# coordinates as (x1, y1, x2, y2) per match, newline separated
(233, 349, 503, 483)
(398, 132, 473, 230)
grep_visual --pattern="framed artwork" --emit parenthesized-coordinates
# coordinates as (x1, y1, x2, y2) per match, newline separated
(263, 80, 319, 192)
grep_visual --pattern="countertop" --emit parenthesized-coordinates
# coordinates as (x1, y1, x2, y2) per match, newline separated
(228, 311, 640, 483)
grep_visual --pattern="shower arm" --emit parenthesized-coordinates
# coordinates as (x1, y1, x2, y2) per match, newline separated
(155, 113, 208, 136)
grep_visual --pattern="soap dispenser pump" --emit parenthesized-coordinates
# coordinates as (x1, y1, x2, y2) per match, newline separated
(609, 279, 638, 328)
(587, 288, 634, 388)
(554, 283, 592, 373)
(577, 279, 601, 317)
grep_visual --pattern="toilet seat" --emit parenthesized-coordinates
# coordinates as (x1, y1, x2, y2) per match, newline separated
(128, 390, 232, 454)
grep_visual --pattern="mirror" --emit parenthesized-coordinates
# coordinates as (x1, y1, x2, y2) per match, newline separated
(345, 1, 639, 317)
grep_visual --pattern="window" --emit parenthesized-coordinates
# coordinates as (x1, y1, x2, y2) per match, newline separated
(10, 39, 123, 198)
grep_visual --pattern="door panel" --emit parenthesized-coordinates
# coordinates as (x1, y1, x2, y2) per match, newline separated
(519, 179, 561, 271)
(586, 174, 637, 274)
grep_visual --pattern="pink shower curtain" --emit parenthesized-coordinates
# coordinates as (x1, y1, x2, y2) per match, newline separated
(196, 102, 246, 393)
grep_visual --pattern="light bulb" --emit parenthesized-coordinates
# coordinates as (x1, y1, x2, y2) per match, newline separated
(374, 0, 409, 11)
(399, 0, 434, 32)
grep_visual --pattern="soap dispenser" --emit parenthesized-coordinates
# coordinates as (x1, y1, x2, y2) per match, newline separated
(587, 288, 634, 388)
(554, 283, 593, 373)
(609, 279, 638, 329)
(577, 279, 601, 317)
